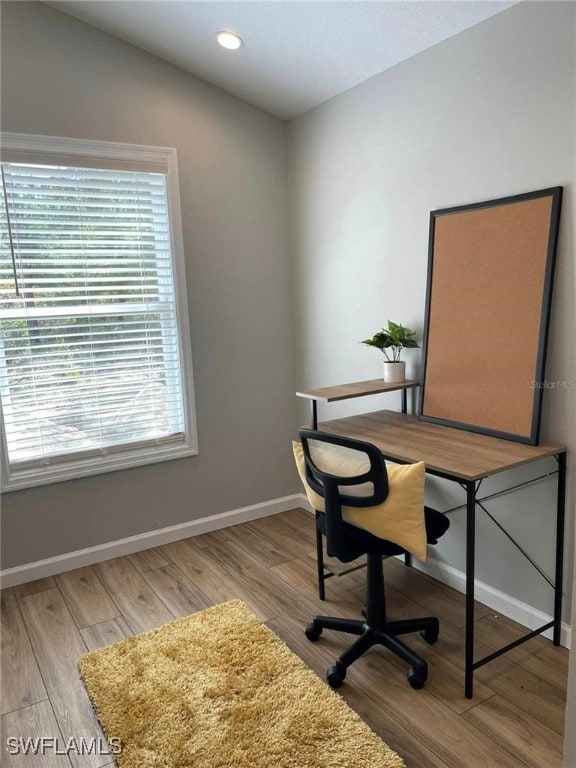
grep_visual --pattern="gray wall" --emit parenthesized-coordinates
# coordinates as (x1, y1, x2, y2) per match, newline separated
(0, 2, 298, 569)
(288, 1, 575, 618)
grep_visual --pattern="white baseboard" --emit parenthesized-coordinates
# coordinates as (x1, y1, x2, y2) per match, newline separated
(0, 494, 303, 588)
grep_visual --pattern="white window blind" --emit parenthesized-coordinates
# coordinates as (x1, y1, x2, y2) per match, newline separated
(0, 137, 197, 491)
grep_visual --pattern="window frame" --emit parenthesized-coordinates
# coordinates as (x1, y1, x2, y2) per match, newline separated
(0, 132, 198, 492)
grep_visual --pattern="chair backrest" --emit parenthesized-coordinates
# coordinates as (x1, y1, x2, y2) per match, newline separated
(299, 429, 389, 560)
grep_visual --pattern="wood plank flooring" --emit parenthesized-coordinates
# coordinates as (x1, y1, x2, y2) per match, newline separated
(1, 508, 568, 768)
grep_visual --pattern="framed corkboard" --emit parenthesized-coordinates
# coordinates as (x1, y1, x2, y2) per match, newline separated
(418, 187, 562, 445)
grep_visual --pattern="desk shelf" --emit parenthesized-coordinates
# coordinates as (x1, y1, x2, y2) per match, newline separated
(297, 378, 419, 427)
(296, 378, 419, 402)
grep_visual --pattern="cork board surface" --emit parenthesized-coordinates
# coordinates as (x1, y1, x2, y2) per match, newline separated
(420, 191, 559, 443)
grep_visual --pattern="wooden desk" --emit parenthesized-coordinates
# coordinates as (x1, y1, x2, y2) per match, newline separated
(317, 409, 567, 698)
(319, 409, 563, 480)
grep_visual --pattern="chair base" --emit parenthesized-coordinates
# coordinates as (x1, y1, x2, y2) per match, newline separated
(305, 614, 439, 690)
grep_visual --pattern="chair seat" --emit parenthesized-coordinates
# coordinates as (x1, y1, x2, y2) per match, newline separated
(316, 505, 449, 561)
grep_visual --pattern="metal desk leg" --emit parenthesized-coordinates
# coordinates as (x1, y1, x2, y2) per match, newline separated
(398, 387, 411, 565)
(315, 512, 326, 601)
(311, 401, 318, 430)
(465, 480, 477, 699)
(553, 451, 567, 645)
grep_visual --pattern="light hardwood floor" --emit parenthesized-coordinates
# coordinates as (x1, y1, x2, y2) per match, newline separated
(1, 509, 568, 768)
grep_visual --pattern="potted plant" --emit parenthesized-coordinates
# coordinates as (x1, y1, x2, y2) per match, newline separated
(361, 320, 419, 383)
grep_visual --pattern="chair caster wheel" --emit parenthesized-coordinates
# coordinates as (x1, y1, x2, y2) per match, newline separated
(326, 665, 345, 688)
(305, 623, 322, 642)
(407, 666, 427, 690)
(421, 628, 439, 645)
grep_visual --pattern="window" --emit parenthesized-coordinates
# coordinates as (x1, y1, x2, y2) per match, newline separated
(0, 134, 197, 491)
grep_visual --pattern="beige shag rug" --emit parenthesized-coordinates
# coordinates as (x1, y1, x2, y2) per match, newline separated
(79, 600, 405, 768)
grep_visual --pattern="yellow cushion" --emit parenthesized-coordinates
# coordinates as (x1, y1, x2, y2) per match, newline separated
(292, 441, 427, 561)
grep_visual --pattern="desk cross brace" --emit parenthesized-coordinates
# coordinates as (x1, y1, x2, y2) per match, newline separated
(454, 476, 558, 589)
(445, 469, 558, 513)
(473, 620, 556, 672)
(462, 450, 566, 699)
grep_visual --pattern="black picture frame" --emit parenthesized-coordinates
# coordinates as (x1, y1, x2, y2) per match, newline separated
(418, 186, 563, 445)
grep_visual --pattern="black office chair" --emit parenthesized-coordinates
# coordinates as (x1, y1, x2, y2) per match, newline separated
(299, 429, 450, 690)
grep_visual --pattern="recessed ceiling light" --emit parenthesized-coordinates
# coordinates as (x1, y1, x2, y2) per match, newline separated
(216, 31, 244, 51)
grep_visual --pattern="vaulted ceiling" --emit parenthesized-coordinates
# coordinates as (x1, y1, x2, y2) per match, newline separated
(48, 1, 518, 119)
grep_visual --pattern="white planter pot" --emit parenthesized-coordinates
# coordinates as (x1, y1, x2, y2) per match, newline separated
(383, 361, 405, 383)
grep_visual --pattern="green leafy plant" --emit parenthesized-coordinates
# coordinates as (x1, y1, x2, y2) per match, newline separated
(361, 320, 419, 363)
